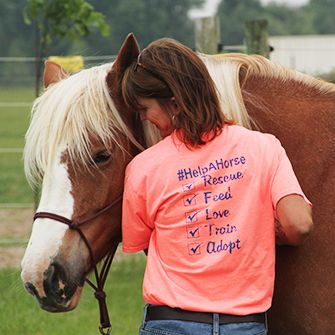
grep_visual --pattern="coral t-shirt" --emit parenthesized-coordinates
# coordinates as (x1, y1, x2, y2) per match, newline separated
(122, 125, 309, 315)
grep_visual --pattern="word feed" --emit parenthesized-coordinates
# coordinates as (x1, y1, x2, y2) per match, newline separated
(177, 155, 246, 257)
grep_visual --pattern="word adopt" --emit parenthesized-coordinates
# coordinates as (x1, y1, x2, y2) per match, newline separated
(207, 238, 241, 254)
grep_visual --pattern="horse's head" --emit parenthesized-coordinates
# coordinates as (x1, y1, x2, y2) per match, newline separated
(21, 34, 142, 312)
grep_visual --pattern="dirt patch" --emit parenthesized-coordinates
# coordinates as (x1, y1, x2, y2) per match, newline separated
(0, 247, 26, 268)
(0, 208, 34, 238)
(0, 208, 34, 269)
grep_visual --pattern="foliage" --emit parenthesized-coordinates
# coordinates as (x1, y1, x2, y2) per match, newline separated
(0, 0, 202, 58)
(82, 0, 203, 54)
(23, 0, 109, 45)
(263, 4, 315, 36)
(218, 0, 266, 45)
(23, 0, 110, 95)
(306, 0, 335, 34)
(217, 0, 335, 45)
(1, 0, 335, 58)
(0, 1, 34, 58)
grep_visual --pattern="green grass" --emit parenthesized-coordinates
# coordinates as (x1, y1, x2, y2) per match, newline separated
(0, 256, 146, 335)
(0, 152, 33, 203)
(0, 87, 33, 149)
(0, 87, 34, 204)
(0, 87, 35, 103)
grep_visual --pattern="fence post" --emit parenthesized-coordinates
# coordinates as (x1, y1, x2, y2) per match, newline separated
(194, 16, 221, 54)
(244, 19, 270, 58)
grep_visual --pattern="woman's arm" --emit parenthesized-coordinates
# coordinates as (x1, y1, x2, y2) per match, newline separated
(275, 194, 313, 246)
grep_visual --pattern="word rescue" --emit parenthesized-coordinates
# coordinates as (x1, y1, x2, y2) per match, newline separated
(177, 155, 246, 181)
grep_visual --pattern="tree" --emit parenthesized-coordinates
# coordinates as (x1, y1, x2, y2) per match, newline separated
(217, 0, 266, 46)
(217, 0, 316, 47)
(264, 3, 314, 36)
(23, 0, 110, 96)
(81, 0, 204, 54)
(306, 0, 335, 34)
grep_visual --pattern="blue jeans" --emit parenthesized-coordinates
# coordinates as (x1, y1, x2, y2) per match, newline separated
(139, 305, 268, 335)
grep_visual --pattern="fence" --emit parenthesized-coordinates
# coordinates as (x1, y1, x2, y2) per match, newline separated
(0, 55, 115, 209)
(1, 41, 335, 209)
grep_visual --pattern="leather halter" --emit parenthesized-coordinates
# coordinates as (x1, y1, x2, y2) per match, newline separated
(33, 195, 123, 335)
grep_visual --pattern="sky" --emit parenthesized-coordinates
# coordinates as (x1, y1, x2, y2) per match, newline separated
(190, 0, 309, 18)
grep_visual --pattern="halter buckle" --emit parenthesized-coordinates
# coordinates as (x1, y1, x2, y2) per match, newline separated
(99, 326, 111, 335)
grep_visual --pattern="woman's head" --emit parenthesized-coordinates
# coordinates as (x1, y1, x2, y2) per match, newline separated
(121, 38, 231, 146)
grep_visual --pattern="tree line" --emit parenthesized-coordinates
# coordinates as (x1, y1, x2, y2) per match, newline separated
(219, 0, 335, 46)
(1, 0, 335, 57)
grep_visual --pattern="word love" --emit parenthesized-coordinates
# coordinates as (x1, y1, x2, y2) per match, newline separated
(205, 208, 230, 220)
(203, 187, 232, 204)
(207, 238, 241, 254)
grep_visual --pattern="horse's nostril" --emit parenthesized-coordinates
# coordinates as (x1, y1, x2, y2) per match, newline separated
(24, 282, 38, 297)
(43, 262, 67, 299)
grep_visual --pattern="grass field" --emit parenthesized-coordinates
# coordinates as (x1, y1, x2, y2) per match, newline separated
(0, 87, 35, 204)
(0, 255, 146, 335)
(0, 88, 147, 334)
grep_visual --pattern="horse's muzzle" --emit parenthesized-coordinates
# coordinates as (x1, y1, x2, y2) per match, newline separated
(24, 262, 84, 312)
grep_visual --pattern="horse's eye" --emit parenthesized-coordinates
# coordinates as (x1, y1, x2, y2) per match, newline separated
(93, 151, 112, 165)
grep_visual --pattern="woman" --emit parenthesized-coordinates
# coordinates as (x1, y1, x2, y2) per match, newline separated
(121, 38, 312, 335)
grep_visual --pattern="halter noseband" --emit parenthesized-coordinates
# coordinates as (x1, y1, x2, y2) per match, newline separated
(33, 195, 123, 335)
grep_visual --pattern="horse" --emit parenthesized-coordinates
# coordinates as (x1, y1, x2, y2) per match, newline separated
(21, 33, 334, 334)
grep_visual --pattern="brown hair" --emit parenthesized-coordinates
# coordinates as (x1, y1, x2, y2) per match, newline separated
(121, 38, 232, 147)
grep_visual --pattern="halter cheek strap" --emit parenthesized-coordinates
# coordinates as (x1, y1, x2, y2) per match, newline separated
(33, 195, 123, 335)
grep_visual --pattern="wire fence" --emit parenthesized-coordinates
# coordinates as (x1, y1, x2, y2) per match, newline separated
(0, 55, 115, 209)
(1, 46, 335, 209)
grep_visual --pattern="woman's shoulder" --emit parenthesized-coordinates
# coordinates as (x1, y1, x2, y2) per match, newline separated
(126, 135, 175, 174)
(226, 124, 280, 146)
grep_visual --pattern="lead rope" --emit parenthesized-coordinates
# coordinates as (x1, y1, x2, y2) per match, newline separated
(33, 195, 123, 335)
(84, 241, 120, 335)
(71, 225, 118, 335)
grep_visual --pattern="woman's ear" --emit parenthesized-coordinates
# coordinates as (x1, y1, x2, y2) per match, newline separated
(170, 97, 180, 115)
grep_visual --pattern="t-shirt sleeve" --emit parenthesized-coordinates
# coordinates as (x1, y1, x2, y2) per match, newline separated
(271, 140, 311, 208)
(122, 169, 153, 253)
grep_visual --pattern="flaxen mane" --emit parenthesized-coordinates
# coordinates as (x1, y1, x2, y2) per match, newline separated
(25, 54, 335, 185)
(200, 53, 335, 129)
(24, 63, 142, 186)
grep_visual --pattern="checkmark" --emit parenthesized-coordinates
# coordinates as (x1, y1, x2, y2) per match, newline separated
(185, 210, 200, 223)
(183, 182, 194, 192)
(188, 243, 201, 255)
(186, 225, 200, 238)
(183, 193, 198, 206)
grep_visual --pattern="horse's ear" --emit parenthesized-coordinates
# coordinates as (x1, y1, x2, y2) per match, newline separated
(44, 60, 69, 88)
(107, 33, 140, 92)
(112, 33, 140, 74)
